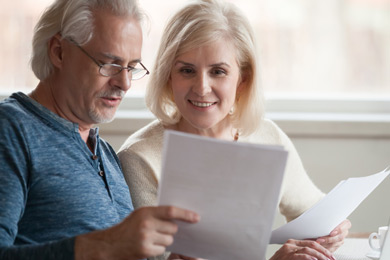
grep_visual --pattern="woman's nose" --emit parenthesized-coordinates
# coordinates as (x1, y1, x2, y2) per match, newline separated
(192, 72, 212, 96)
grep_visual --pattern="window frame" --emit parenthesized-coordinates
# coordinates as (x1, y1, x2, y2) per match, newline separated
(1, 90, 389, 138)
(112, 93, 390, 138)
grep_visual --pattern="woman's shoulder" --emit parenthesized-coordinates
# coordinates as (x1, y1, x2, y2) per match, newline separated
(117, 119, 165, 156)
(246, 118, 288, 145)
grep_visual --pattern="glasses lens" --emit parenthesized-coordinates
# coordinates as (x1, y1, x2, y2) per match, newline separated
(131, 68, 147, 80)
(100, 64, 122, 76)
(99, 63, 148, 80)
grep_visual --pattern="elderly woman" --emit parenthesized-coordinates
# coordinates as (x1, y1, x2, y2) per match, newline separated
(118, 0, 350, 259)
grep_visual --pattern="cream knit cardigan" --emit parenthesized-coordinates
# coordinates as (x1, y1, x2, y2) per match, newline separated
(118, 118, 324, 223)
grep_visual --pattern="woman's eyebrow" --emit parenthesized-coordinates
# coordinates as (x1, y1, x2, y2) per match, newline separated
(210, 62, 230, 68)
(175, 61, 231, 68)
(174, 60, 194, 66)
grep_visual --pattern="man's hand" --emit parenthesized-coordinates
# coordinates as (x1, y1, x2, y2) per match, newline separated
(75, 206, 200, 260)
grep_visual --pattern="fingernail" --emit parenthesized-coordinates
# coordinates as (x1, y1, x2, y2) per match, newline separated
(193, 213, 200, 222)
(331, 230, 338, 236)
(317, 238, 325, 243)
(332, 255, 337, 260)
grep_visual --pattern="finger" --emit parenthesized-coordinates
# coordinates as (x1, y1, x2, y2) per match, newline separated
(143, 243, 166, 258)
(134, 211, 179, 235)
(337, 219, 352, 236)
(319, 239, 345, 252)
(133, 233, 167, 258)
(330, 219, 352, 236)
(327, 241, 345, 252)
(317, 222, 350, 245)
(155, 206, 200, 223)
(296, 246, 333, 260)
(317, 219, 351, 244)
(153, 218, 179, 235)
(290, 240, 335, 259)
(317, 234, 342, 245)
(151, 232, 175, 247)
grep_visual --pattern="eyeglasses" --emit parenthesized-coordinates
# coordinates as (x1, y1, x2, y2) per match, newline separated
(67, 38, 149, 80)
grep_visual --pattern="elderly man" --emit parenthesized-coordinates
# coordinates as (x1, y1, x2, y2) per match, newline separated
(0, 1, 198, 259)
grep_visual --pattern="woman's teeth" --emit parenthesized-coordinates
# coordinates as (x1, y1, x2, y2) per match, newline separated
(190, 101, 215, 107)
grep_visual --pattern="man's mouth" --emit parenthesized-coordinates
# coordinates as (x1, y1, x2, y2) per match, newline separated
(104, 96, 121, 101)
(100, 96, 122, 107)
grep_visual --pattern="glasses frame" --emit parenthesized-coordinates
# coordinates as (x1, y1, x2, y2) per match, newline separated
(67, 38, 149, 80)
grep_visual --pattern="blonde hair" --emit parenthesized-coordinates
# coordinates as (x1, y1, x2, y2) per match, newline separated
(146, 0, 264, 136)
(30, 0, 145, 81)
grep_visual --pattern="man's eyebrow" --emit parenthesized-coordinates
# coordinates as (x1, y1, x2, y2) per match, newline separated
(101, 52, 141, 64)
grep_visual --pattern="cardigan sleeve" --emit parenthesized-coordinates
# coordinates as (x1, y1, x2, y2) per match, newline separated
(118, 148, 159, 209)
(272, 123, 325, 222)
(118, 147, 170, 260)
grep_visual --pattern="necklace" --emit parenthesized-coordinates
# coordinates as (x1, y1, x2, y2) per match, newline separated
(234, 131, 239, 141)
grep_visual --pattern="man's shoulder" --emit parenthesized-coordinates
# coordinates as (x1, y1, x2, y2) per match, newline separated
(0, 94, 32, 125)
(1, 94, 22, 111)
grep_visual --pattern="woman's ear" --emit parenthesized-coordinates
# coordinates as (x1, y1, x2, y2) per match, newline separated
(237, 71, 249, 96)
(167, 83, 175, 102)
(48, 33, 64, 69)
(167, 76, 175, 101)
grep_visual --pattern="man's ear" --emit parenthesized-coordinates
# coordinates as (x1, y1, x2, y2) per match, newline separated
(48, 33, 64, 69)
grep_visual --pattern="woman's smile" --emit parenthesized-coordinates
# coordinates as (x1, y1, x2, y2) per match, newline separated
(188, 100, 217, 108)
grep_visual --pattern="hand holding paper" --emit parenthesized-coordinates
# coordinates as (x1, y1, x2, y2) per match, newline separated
(270, 167, 390, 244)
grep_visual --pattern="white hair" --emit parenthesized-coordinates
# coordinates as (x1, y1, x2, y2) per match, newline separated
(31, 0, 145, 81)
(146, 0, 264, 136)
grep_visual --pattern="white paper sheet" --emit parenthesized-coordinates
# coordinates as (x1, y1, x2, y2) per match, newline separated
(270, 167, 390, 244)
(157, 130, 288, 260)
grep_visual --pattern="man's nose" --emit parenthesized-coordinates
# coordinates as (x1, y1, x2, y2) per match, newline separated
(192, 72, 212, 96)
(112, 70, 132, 92)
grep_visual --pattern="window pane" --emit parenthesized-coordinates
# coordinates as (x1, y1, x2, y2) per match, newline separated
(1, 0, 389, 96)
(0, 0, 53, 92)
(242, 0, 390, 95)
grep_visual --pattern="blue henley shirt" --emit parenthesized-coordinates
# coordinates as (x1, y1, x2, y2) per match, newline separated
(0, 92, 134, 259)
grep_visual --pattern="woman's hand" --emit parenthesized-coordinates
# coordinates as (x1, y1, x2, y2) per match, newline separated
(270, 239, 336, 260)
(316, 219, 352, 252)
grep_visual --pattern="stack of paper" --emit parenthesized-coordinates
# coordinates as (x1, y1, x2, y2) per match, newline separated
(158, 130, 288, 260)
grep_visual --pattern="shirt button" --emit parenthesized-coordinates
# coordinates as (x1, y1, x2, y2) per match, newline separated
(99, 171, 104, 177)
(92, 155, 98, 160)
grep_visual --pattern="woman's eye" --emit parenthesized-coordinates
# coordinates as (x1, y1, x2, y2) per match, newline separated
(180, 67, 195, 74)
(212, 68, 227, 76)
